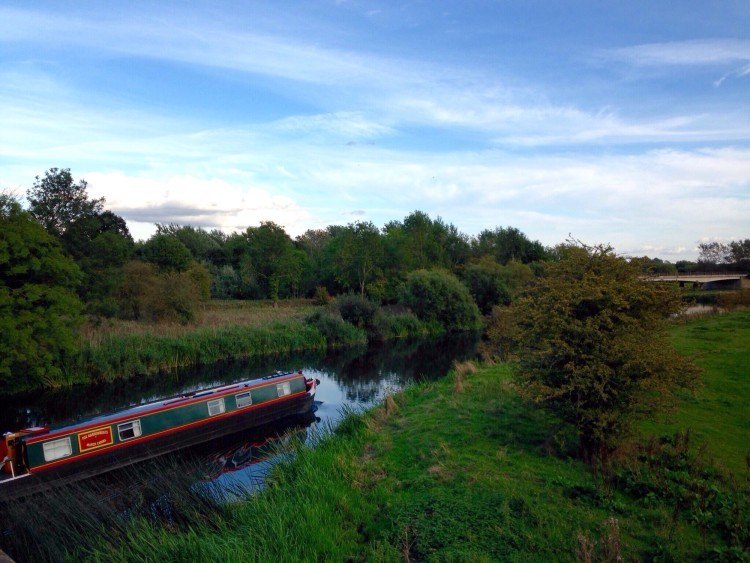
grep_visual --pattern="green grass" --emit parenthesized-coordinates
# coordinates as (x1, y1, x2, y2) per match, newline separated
(80, 308, 750, 561)
(643, 310, 750, 474)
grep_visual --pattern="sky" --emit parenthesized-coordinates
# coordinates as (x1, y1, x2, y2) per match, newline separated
(0, 1, 748, 260)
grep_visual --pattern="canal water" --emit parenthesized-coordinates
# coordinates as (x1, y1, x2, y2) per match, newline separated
(1, 333, 479, 493)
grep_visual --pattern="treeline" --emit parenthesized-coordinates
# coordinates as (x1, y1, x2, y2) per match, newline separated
(0, 168, 546, 392)
(6, 168, 548, 319)
(634, 240, 750, 274)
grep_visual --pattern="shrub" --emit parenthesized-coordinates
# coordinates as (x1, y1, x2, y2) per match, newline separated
(117, 260, 200, 324)
(186, 261, 211, 300)
(336, 294, 379, 329)
(717, 289, 750, 311)
(304, 309, 366, 347)
(400, 269, 481, 331)
(479, 305, 518, 362)
(460, 257, 512, 314)
(312, 286, 332, 306)
(513, 243, 699, 464)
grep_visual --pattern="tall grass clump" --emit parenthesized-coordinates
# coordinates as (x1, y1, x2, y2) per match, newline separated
(67, 321, 329, 383)
(371, 309, 429, 340)
(0, 457, 234, 562)
(82, 419, 372, 562)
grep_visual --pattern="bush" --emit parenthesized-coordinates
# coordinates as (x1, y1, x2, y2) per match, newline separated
(513, 243, 699, 464)
(117, 261, 200, 324)
(461, 257, 512, 314)
(187, 261, 211, 300)
(304, 310, 366, 347)
(400, 269, 481, 331)
(479, 305, 518, 362)
(312, 286, 332, 306)
(717, 289, 750, 310)
(336, 294, 379, 329)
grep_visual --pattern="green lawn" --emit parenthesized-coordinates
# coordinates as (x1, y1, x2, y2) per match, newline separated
(643, 310, 750, 474)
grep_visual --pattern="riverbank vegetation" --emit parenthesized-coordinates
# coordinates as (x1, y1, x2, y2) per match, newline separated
(2, 167, 748, 394)
(2, 311, 740, 561)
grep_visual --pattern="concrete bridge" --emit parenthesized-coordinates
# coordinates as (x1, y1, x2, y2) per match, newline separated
(643, 273, 749, 290)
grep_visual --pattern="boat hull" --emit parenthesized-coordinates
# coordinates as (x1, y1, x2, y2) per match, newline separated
(0, 391, 314, 500)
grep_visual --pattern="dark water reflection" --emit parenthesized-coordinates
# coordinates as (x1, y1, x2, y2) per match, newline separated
(1, 334, 478, 491)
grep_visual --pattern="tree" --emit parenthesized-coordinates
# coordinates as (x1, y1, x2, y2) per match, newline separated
(473, 226, 547, 264)
(27, 168, 104, 236)
(155, 224, 223, 263)
(244, 222, 307, 300)
(697, 241, 730, 265)
(728, 239, 750, 268)
(327, 221, 384, 297)
(512, 243, 698, 465)
(61, 211, 134, 314)
(400, 269, 481, 331)
(140, 234, 193, 272)
(0, 195, 83, 391)
(117, 260, 201, 323)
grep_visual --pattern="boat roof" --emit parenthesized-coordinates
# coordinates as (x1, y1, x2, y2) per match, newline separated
(21, 371, 303, 443)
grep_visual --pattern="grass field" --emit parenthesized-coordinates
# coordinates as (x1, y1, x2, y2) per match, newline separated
(74, 311, 748, 562)
(644, 309, 750, 474)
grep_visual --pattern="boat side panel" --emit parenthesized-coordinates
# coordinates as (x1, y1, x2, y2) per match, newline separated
(24, 376, 307, 469)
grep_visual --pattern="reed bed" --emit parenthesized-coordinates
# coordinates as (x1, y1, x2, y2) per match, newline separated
(67, 321, 366, 384)
(80, 299, 316, 348)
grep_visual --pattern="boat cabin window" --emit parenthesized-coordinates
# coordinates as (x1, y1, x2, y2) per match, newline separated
(208, 398, 226, 416)
(276, 381, 292, 397)
(235, 392, 252, 408)
(118, 420, 142, 441)
(42, 437, 72, 462)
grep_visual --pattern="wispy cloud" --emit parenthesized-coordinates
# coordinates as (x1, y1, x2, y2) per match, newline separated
(4, 6, 746, 145)
(605, 39, 750, 66)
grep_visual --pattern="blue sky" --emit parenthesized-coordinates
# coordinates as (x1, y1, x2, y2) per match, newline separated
(1, 1, 748, 259)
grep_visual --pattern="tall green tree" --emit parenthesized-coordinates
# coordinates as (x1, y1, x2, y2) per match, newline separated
(327, 221, 384, 296)
(512, 243, 698, 465)
(26, 168, 104, 236)
(473, 226, 547, 264)
(0, 196, 83, 392)
(155, 224, 223, 263)
(62, 211, 134, 314)
(245, 222, 306, 300)
(140, 234, 193, 272)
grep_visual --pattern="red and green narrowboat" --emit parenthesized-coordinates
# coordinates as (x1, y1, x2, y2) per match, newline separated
(0, 370, 318, 499)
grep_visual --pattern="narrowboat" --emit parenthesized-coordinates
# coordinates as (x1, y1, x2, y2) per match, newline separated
(0, 370, 318, 499)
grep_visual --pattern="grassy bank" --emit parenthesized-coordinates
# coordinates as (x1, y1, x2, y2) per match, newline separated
(75, 312, 748, 561)
(51, 299, 437, 389)
(644, 309, 750, 474)
(64, 321, 352, 385)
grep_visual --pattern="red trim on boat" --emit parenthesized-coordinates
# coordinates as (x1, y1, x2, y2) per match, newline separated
(29, 389, 309, 473)
(26, 374, 301, 445)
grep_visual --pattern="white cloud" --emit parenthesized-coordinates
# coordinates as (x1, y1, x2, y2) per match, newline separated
(84, 173, 312, 240)
(605, 39, 750, 66)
